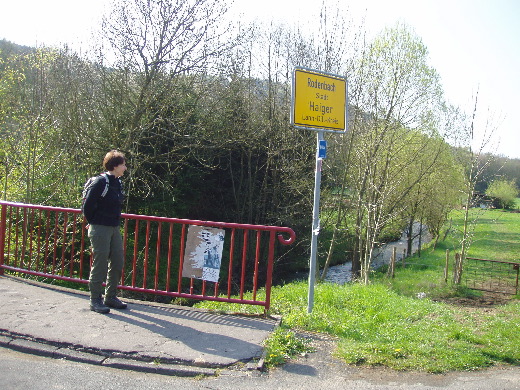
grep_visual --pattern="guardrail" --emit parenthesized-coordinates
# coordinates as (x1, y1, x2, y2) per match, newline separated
(0, 201, 296, 313)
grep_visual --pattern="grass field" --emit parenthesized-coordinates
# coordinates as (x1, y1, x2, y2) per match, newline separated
(196, 204, 520, 372)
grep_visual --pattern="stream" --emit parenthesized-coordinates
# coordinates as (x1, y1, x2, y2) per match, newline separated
(323, 222, 432, 284)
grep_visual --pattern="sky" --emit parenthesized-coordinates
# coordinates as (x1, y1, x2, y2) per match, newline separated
(1, 0, 518, 158)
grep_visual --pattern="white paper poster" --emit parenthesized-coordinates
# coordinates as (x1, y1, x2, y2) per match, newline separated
(182, 225, 225, 283)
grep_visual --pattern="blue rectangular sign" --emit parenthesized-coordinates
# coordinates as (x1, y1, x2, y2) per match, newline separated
(318, 140, 327, 159)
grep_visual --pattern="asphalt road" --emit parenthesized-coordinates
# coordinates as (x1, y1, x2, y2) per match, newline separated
(2, 338, 520, 390)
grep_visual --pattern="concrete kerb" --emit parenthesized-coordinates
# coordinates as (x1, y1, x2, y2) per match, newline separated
(0, 325, 263, 377)
(0, 332, 103, 364)
(0, 331, 217, 376)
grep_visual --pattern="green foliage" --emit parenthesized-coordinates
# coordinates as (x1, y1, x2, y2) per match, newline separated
(486, 179, 518, 209)
(320, 23, 468, 283)
(475, 153, 520, 193)
(263, 327, 314, 368)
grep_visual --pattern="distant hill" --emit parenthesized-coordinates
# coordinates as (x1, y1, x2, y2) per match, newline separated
(0, 39, 36, 59)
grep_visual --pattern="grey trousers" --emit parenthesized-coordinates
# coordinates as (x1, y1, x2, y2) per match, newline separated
(88, 224, 124, 299)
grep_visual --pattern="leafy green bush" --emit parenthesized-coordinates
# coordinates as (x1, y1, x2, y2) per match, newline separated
(485, 179, 518, 209)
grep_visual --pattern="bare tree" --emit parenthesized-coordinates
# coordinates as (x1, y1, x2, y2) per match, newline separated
(345, 23, 448, 283)
(454, 91, 498, 283)
(96, 0, 236, 211)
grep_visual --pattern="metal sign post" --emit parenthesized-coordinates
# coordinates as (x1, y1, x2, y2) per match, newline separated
(308, 130, 325, 313)
(290, 66, 348, 314)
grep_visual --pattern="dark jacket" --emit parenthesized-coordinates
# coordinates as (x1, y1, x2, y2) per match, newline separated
(83, 174, 124, 226)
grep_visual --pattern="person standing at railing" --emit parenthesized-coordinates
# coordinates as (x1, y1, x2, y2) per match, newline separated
(82, 150, 128, 314)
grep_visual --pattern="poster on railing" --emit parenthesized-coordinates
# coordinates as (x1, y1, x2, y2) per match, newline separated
(182, 225, 225, 283)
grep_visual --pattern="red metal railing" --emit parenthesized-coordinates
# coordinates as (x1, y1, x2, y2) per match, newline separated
(0, 201, 296, 312)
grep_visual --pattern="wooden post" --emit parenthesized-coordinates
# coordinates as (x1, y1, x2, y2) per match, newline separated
(387, 246, 396, 278)
(444, 249, 449, 283)
(391, 246, 396, 278)
(453, 253, 461, 284)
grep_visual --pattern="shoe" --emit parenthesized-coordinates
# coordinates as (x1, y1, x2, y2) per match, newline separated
(104, 296, 127, 309)
(90, 297, 110, 314)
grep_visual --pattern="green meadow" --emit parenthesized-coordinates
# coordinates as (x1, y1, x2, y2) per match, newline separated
(197, 203, 520, 372)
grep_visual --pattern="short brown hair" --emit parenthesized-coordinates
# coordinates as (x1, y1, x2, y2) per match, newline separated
(103, 150, 126, 171)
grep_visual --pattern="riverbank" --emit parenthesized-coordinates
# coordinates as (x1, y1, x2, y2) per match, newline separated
(324, 222, 432, 284)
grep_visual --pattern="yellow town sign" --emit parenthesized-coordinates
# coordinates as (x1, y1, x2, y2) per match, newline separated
(291, 67, 347, 133)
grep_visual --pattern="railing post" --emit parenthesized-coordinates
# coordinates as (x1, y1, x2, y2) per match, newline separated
(264, 231, 277, 314)
(0, 202, 6, 275)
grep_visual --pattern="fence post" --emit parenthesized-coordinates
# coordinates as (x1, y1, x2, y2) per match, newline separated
(0, 202, 6, 276)
(391, 246, 396, 278)
(514, 264, 519, 296)
(453, 253, 461, 284)
(444, 249, 450, 283)
(387, 246, 396, 278)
